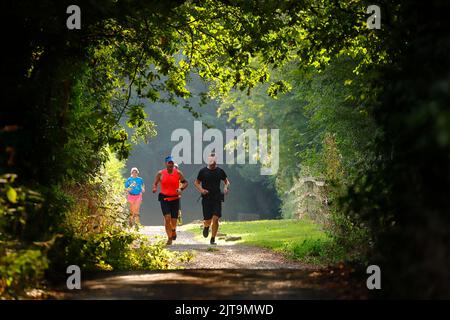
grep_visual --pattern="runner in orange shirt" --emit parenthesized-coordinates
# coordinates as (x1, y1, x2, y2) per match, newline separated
(152, 156, 188, 245)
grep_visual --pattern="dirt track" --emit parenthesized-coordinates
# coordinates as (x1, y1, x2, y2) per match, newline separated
(49, 225, 368, 300)
(142, 225, 319, 270)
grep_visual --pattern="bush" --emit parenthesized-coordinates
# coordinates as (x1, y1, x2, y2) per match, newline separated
(327, 210, 371, 264)
(0, 174, 50, 299)
(0, 248, 48, 299)
(283, 238, 345, 265)
(50, 227, 177, 271)
(48, 150, 188, 274)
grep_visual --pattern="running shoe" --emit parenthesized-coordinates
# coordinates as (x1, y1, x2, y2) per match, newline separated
(172, 229, 177, 240)
(203, 226, 210, 238)
(210, 237, 217, 245)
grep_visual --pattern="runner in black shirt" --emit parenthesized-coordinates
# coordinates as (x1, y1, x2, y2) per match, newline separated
(194, 153, 230, 245)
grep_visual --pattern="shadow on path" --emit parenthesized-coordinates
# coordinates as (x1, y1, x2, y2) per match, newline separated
(55, 269, 362, 299)
(48, 224, 368, 299)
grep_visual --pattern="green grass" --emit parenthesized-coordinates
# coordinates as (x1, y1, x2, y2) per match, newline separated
(186, 219, 342, 265)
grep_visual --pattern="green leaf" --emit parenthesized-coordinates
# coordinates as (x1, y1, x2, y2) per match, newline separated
(6, 186, 18, 203)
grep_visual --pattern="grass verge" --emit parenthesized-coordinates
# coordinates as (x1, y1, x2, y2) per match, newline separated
(186, 219, 345, 265)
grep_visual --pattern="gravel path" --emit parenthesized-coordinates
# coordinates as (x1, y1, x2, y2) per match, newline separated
(141, 225, 318, 270)
(47, 224, 367, 299)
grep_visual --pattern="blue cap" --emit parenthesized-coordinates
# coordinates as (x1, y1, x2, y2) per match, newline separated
(165, 155, 174, 163)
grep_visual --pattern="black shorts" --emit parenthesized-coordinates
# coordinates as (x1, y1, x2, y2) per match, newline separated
(160, 199, 180, 219)
(202, 199, 222, 220)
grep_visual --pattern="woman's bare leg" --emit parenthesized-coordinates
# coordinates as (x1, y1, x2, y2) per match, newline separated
(129, 201, 137, 226)
(134, 200, 142, 225)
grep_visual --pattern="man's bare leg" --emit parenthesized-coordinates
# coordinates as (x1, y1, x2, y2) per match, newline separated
(211, 215, 219, 238)
(171, 218, 178, 240)
(164, 215, 173, 244)
(209, 215, 219, 244)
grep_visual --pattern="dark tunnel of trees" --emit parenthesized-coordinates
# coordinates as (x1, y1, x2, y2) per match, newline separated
(1, 0, 450, 298)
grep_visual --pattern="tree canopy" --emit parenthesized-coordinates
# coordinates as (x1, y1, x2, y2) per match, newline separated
(1, 0, 450, 298)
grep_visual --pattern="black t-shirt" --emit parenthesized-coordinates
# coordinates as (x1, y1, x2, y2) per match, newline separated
(197, 166, 227, 201)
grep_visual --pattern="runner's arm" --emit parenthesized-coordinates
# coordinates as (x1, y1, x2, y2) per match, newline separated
(152, 171, 161, 193)
(194, 179, 208, 195)
(178, 170, 188, 192)
(223, 178, 230, 194)
(124, 179, 133, 193)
